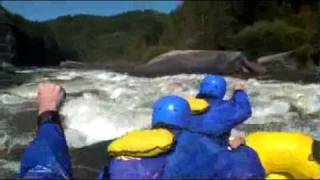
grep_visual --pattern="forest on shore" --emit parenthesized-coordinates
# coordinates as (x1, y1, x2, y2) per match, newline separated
(0, 1, 318, 70)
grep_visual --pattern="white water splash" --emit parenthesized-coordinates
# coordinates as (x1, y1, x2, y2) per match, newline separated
(2, 69, 320, 148)
(0, 94, 28, 105)
(0, 159, 20, 174)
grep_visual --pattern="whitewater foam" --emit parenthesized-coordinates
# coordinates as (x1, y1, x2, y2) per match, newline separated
(1, 69, 320, 148)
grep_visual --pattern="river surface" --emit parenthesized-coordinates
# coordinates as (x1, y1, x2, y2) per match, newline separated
(0, 68, 319, 178)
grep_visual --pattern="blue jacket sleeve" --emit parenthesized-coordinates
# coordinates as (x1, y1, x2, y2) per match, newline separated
(19, 122, 72, 179)
(229, 90, 252, 123)
(189, 90, 252, 136)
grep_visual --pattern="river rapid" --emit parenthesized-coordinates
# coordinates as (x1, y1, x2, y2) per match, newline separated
(0, 68, 319, 178)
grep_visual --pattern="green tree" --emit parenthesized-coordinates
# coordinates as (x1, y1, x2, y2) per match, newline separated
(233, 20, 307, 59)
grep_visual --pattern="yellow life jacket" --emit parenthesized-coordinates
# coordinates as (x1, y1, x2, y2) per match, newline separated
(108, 128, 174, 157)
(246, 132, 320, 179)
(186, 97, 209, 114)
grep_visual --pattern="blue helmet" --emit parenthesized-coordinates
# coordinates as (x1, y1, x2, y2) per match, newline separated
(152, 95, 191, 128)
(199, 75, 227, 99)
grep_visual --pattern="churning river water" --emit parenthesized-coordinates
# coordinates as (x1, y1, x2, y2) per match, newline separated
(0, 68, 319, 178)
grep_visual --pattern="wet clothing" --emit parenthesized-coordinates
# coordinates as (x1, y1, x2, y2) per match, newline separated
(19, 111, 72, 179)
(161, 131, 225, 178)
(105, 130, 264, 179)
(102, 129, 228, 179)
(105, 90, 264, 179)
(102, 155, 167, 179)
(100, 129, 182, 179)
(194, 90, 264, 178)
(214, 145, 265, 179)
(161, 90, 264, 178)
(19, 90, 263, 179)
(191, 90, 252, 136)
(161, 131, 265, 179)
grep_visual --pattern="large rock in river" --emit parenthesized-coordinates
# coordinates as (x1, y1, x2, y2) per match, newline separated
(134, 50, 265, 76)
(256, 51, 318, 82)
(257, 51, 299, 71)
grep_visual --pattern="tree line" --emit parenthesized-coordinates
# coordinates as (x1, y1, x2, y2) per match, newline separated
(0, 0, 318, 69)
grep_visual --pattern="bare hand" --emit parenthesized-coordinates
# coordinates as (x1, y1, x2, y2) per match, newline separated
(234, 81, 245, 91)
(228, 136, 245, 149)
(228, 128, 245, 149)
(37, 83, 65, 115)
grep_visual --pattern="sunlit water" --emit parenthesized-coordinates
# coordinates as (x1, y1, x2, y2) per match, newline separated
(0, 68, 319, 178)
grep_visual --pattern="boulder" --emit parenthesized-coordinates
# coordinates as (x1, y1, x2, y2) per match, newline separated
(256, 51, 319, 82)
(134, 50, 265, 76)
(257, 51, 299, 71)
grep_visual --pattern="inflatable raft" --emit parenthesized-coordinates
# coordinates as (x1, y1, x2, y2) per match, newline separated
(107, 98, 319, 179)
(246, 132, 320, 179)
(186, 97, 320, 179)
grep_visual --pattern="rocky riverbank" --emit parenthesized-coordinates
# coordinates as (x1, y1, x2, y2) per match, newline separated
(2, 50, 318, 87)
(58, 50, 318, 83)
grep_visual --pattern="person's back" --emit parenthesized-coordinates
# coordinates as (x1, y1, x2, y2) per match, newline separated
(188, 89, 250, 145)
(214, 145, 265, 179)
(190, 75, 252, 140)
(100, 96, 192, 179)
(161, 75, 264, 179)
(164, 121, 265, 179)
(161, 130, 226, 178)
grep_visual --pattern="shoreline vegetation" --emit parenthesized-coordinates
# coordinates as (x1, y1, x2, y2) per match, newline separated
(0, 1, 319, 82)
